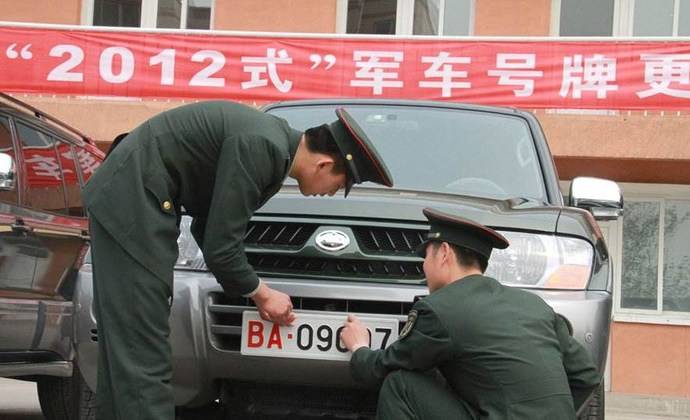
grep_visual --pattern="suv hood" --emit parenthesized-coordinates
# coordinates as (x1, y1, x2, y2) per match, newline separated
(258, 187, 559, 234)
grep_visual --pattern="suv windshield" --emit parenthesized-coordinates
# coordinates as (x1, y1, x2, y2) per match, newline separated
(269, 105, 546, 201)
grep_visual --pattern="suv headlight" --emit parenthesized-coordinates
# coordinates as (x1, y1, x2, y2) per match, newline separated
(486, 232, 593, 290)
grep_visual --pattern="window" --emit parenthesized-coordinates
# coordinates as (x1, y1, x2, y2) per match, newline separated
(156, 0, 213, 29)
(343, 0, 474, 36)
(663, 201, 690, 311)
(16, 123, 67, 215)
(0, 116, 17, 205)
(621, 201, 659, 310)
(347, 0, 397, 34)
(619, 198, 690, 317)
(85, 0, 213, 30)
(553, 0, 690, 37)
(55, 141, 84, 217)
(269, 104, 546, 201)
(74, 143, 102, 184)
(631, 0, 690, 36)
(93, 0, 142, 27)
(555, 0, 615, 36)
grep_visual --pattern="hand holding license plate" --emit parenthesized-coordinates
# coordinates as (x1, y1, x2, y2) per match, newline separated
(240, 311, 399, 361)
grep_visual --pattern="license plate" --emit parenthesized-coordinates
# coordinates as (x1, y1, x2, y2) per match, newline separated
(240, 311, 400, 361)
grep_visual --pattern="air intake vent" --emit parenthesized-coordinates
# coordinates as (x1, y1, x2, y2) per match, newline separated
(244, 222, 317, 249)
(352, 226, 427, 255)
(247, 254, 424, 280)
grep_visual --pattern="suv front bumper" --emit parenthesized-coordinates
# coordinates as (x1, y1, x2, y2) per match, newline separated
(74, 266, 611, 407)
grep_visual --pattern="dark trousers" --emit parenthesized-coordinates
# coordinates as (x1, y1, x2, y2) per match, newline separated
(90, 216, 174, 420)
(377, 370, 478, 420)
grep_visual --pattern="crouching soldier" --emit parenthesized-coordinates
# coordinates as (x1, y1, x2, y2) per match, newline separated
(341, 208, 600, 420)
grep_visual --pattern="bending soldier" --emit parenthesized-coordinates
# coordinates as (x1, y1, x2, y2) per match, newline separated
(83, 101, 393, 420)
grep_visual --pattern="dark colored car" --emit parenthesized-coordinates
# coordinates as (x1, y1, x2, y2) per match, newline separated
(0, 93, 103, 419)
(74, 99, 621, 419)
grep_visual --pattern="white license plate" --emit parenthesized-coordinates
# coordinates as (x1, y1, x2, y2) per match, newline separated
(240, 311, 400, 361)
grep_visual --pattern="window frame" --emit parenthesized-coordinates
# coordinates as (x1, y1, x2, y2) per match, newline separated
(0, 114, 21, 206)
(81, 0, 215, 30)
(612, 183, 690, 326)
(336, 0, 475, 36)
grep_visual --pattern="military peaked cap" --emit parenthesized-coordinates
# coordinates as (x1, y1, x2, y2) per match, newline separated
(327, 108, 394, 197)
(416, 208, 509, 259)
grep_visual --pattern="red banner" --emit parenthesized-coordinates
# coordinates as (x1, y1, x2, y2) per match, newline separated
(2, 25, 690, 109)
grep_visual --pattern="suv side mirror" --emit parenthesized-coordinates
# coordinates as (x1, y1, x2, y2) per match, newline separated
(0, 153, 15, 190)
(569, 177, 623, 220)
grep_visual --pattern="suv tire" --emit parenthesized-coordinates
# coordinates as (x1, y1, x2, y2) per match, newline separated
(578, 380, 605, 420)
(37, 363, 96, 420)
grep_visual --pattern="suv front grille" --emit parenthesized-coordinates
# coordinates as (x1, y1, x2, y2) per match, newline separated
(352, 226, 427, 255)
(207, 293, 413, 351)
(244, 221, 317, 249)
(247, 254, 424, 280)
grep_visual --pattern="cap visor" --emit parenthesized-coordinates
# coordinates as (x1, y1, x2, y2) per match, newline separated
(336, 108, 394, 188)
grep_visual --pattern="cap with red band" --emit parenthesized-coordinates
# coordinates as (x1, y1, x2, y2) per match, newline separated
(326, 108, 394, 197)
(416, 208, 510, 259)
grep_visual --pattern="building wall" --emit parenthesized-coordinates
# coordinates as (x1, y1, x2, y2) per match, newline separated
(0, 0, 81, 25)
(612, 322, 690, 397)
(538, 112, 690, 160)
(475, 0, 552, 36)
(539, 111, 690, 184)
(15, 95, 177, 147)
(213, 0, 338, 33)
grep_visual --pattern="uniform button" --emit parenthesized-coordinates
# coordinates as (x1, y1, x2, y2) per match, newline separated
(162, 201, 172, 211)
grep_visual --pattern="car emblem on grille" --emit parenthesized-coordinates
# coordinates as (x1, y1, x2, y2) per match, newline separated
(315, 230, 350, 252)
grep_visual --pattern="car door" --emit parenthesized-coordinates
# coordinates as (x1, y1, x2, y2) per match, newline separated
(14, 121, 87, 298)
(0, 114, 41, 352)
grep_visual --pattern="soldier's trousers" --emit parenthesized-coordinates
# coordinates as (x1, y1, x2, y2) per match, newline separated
(377, 370, 478, 420)
(90, 216, 175, 420)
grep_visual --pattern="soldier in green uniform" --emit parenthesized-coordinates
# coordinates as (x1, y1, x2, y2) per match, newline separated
(82, 101, 393, 420)
(342, 208, 600, 420)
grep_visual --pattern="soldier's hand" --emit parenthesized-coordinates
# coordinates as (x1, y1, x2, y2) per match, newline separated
(252, 283, 296, 326)
(341, 314, 370, 352)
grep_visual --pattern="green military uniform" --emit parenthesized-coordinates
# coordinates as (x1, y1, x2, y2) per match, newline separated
(349, 209, 600, 420)
(83, 101, 302, 419)
(83, 101, 393, 420)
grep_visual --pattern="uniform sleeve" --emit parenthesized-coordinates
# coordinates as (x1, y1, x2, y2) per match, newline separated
(199, 135, 285, 296)
(350, 300, 453, 387)
(555, 313, 601, 410)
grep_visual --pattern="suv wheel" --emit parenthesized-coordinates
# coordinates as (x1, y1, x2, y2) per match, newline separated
(577, 380, 604, 420)
(37, 362, 96, 420)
